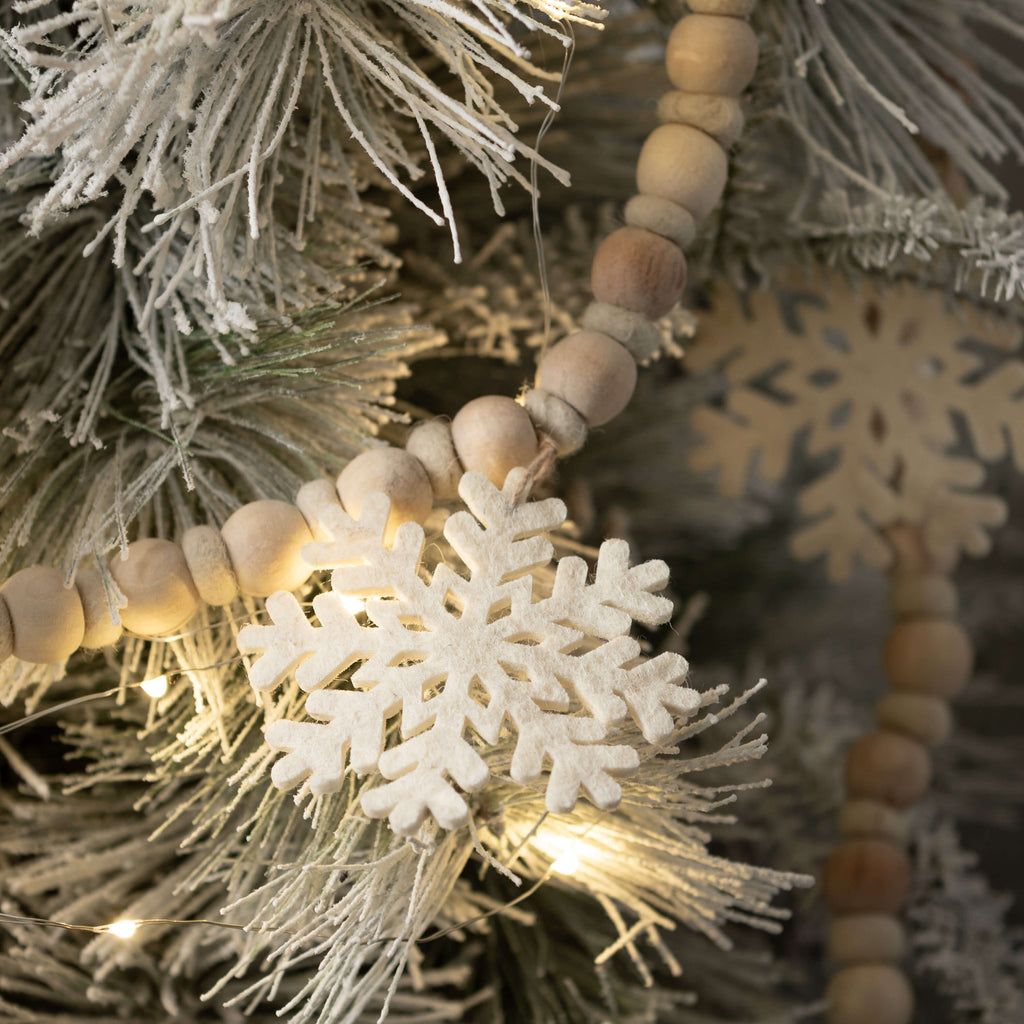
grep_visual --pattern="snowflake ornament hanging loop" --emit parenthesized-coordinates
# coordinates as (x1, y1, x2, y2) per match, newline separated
(238, 469, 700, 839)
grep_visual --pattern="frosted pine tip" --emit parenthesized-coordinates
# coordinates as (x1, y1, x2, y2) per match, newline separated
(106, 920, 138, 939)
(140, 675, 169, 698)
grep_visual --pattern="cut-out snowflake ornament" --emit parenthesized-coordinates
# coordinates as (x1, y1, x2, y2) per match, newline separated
(685, 273, 1024, 579)
(238, 470, 698, 838)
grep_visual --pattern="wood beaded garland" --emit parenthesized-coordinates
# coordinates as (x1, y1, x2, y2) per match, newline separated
(821, 838, 912, 916)
(825, 965, 914, 1024)
(838, 799, 909, 845)
(665, 15, 759, 97)
(220, 500, 315, 598)
(405, 420, 464, 501)
(337, 447, 434, 531)
(876, 692, 953, 746)
(828, 914, 907, 965)
(688, 0, 756, 15)
(636, 123, 729, 222)
(843, 730, 932, 809)
(295, 478, 344, 541)
(0, 566, 85, 663)
(589, 226, 687, 319)
(182, 525, 239, 607)
(657, 91, 746, 147)
(623, 194, 697, 249)
(74, 564, 124, 649)
(109, 539, 199, 637)
(883, 618, 973, 697)
(451, 395, 539, 488)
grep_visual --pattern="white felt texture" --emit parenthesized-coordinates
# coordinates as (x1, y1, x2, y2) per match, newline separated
(238, 470, 697, 838)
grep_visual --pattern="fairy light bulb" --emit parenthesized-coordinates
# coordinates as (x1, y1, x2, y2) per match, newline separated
(340, 594, 365, 614)
(551, 850, 580, 875)
(107, 919, 138, 939)
(140, 674, 168, 698)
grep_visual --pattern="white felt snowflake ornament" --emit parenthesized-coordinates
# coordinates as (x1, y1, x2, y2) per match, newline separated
(238, 470, 698, 838)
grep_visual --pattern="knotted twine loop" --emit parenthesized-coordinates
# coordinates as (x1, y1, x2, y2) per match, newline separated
(511, 435, 559, 506)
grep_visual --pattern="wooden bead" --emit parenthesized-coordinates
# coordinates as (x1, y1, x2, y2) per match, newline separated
(688, 0, 756, 15)
(0, 566, 85, 663)
(0, 595, 12, 662)
(337, 448, 434, 533)
(451, 396, 539, 487)
(221, 501, 315, 598)
(74, 565, 124, 648)
(876, 692, 952, 747)
(109, 540, 199, 637)
(657, 91, 746, 147)
(624, 194, 697, 249)
(826, 965, 913, 1024)
(888, 573, 957, 619)
(182, 525, 239, 606)
(637, 124, 729, 222)
(405, 419, 463, 501)
(522, 389, 588, 456)
(821, 838, 911, 915)
(581, 302, 663, 364)
(590, 227, 687, 319)
(536, 331, 638, 427)
(885, 523, 957, 576)
(295, 478, 343, 541)
(839, 800, 909, 845)
(883, 619, 973, 697)
(665, 15, 759, 97)
(844, 731, 932, 809)
(828, 914, 907, 965)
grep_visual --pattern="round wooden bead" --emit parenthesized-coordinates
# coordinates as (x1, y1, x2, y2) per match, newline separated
(0, 566, 85, 663)
(451, 396, 539, 488)
(657, 91, 746, 147)
(821, 838, 911, 915)
(624, 194, 697, 249)
(828, 914, 907, 965)
(844, 731, 932, 809)
(221, 501, 314, 598)
(109, 540, 199, 637)
(74, 565, 124, 649)
(590, 227, 687, 319)
(839, 800, 909, 845)
(665, 15, 759, 97)
(337, 448, 434, 530)
(536, 331, 638, 427)
(581, 302, 663, 363)
(883, 619, 973, 698)
(876, 692, 953, 746)
(688, 0, 756, 15)
(637, 124, 729, 222)
(295, 478, 343, 541)
(181, 525, 239, 606)
(888, 573, 958, 619)
(826, 965, 913, 1024)
(522, 389, 588, 456)
(405, 419, 464, 501)
(0, 595, 14, 662)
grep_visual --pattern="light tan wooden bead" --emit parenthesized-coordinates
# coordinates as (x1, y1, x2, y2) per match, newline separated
(889, 573, 958, 619)
(826, 965, 914, 1024)
(885, 523, 957, 576)
(109, 540, 199, 637)
(451, 396, 539, 487)
(665, 15, 759, 97)
(536, 331, 638, 427)
(0, 595, 12, 662)
(637, 124, 729, 222)
(844, 731, 932, 809)
(336, 448, 434, 531)
(221, 501, 315, 598)
(590, 227, 687, 319)
(522, 389, 588, 456)
(295, 478, 343, 541)
(624, 194, 697, 249)
(657, 91, 746, 147)
(688, 0, 756, 15)
(883, 619, 973, 698)
(182, 525, 239, 606)
(828, 914, 907, 965)
(821, 838, 911, 915)
(839, 800, 909, 845)
(0, 566, 85, 663)
(581, 302, 663, 364)
(876, 692, 953, 747)
(74, 565, 123, 648)
(405, 419, 464, 501)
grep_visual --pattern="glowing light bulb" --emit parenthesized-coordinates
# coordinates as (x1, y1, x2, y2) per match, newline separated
(140, 675, 168, 698)
(551, 850, 580, 875)
(340, 594, 365, 614)
(107, 919, 138, 939)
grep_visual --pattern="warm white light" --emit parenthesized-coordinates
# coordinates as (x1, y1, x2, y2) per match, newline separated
(551, 850, 580, 875)
(107, 919, 138, 939)
(340, 594, 365, 614)
(140, 675, 168, 698)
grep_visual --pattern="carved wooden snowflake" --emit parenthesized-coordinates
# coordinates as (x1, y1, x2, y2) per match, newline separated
(686, 273, 1024, 579)
(238, 470, 698, 838)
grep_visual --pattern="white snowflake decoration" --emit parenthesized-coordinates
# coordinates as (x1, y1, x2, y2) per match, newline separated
(686, 273, 1024, 579)
(238, 470, 698, 838)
